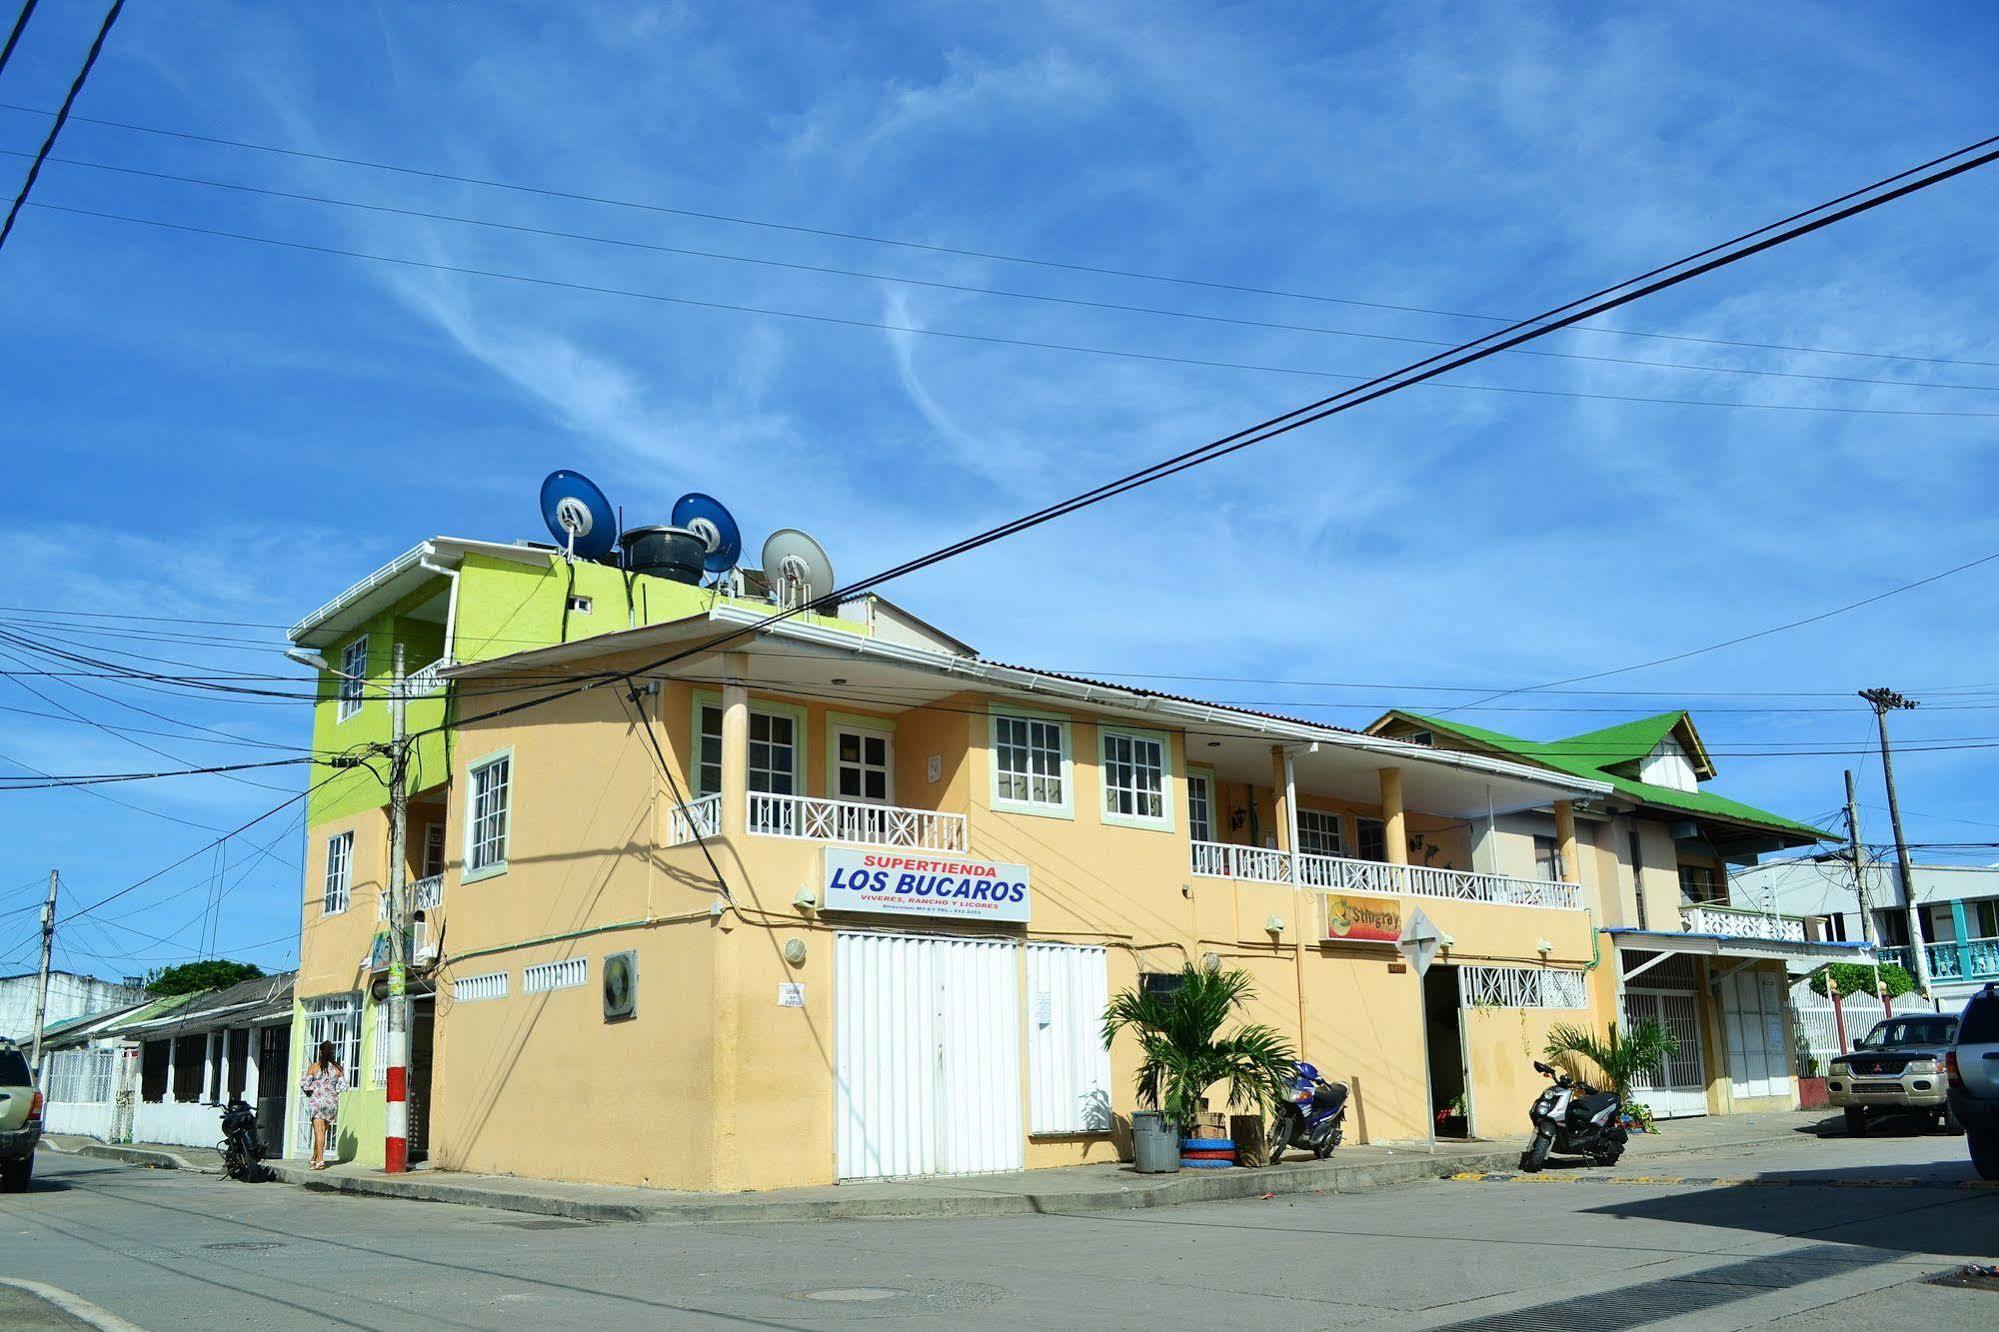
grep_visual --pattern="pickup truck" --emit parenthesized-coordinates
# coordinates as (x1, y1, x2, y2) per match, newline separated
(1826, 1013, 1959, 1135)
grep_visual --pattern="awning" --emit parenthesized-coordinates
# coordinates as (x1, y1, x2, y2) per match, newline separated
(1605, 927, 1872, 974)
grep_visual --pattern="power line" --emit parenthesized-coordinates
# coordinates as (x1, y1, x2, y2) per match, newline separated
(6, 98, 1998, 372)
(35, 200, 1999, 424)
(21, 148, 1999, 399)
(0, 0, 120, 252)
(0, 1, 37, 78)
(0, 755, 311, 787)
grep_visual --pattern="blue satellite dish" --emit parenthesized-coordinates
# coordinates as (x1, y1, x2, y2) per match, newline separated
(670, 492, 743, 574)
(539, 470, 617, 561)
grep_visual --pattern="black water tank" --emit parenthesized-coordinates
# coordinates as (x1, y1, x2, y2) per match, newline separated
(619, 525, 706, 585)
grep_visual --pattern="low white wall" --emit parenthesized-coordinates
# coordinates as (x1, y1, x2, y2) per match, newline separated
(42, 1101, 114, 1139)
(131, 1099, 226, 1150)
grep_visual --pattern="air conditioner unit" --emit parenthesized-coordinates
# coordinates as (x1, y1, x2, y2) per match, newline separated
(603, 950, 638, 1022)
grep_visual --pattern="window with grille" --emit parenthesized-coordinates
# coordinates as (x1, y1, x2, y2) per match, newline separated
(992, 714, 1068, 813)
(1100, 728, 1168, 828)
(1462, 966, 1588, 1010)
(322, 831, 353, 915)
(1298, 810, 1345, 857)
(523, 957, 588, 994)
(453, 971, 509, 1003)
(337, 636, 368, 721)
(302, 993, 361, 1088)
(372, 1000, 388, 1089)
(1187, 773, 1214, 843)
(467, 753, 511, 876)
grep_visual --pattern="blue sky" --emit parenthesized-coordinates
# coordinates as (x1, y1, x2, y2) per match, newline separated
(3, 1, 1998, 976)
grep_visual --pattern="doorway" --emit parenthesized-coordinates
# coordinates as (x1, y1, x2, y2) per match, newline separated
(1423, 965, 1470, 1138)
(409, 996, 435, 1164)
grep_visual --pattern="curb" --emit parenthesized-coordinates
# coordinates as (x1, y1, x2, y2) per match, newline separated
(262, 1162, 657, 1223)
(0, 1278, 148, 1332)
(41, 1139, 221, 1176)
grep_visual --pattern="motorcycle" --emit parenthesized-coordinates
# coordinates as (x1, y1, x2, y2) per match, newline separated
(1268, 1061, 1349, 1164)
(1519, 1060, 1626, 1173)
(218, 1097, 267, 1183)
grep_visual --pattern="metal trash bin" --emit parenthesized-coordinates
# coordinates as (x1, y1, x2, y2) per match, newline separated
(1131, 1111, 1180, 1173)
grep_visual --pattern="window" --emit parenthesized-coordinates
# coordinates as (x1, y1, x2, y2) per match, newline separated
(371, 1000, 388, 1089)
(322, 831, 353, 915)
(1973, 899, 1999, 940)
(1140, 972, 1185, 999)
(1355, 817, 1388, 863)
(453, 972, 509, 1003)
(523, 957, 588, 994)
(466, 752, 511, 879)
(421, 822, 446, 881)
(1678, 863, 1721, 906)
(834, 727, 892, 803)
(1100, 727, 1169, 829)
(1406, 730, 1435, 747)
(1462, 966, 1587, 1009)
(1535, 835, 1565, 884)
(566, 594, 593, 614)
(991, 713, 1070, 815)
(1187, 773, 1214, 843)
(338, 636, 368, 721)
(1297, 810, 1345, 858)
(298, 992, 360, 1152)
(694, 701, 804, 797)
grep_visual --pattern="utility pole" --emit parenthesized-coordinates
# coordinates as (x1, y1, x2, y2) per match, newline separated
(1860, 687, 1929, 997)
(29, 869, 57, 1079)
(1842, 770, 1875, 945)
(384, 644, 410, 1174)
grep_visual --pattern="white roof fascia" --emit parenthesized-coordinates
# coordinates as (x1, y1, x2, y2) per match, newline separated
(288, 538, 552, 644)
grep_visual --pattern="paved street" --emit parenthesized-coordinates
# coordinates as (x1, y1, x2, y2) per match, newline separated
(3, 1128, 1994, 1330)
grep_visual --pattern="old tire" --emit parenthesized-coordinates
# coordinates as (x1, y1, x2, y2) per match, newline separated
(1969, 1129, 1999, 1182)
(1519, 1132, 1552, 1174)
(0, 1157, 30, 1193)
(1844, 1107, 1868, 1136)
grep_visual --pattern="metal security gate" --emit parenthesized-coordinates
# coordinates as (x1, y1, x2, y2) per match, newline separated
(835, 932, 1023, 1180)
(1719, 969, 1794, 1102)
(1624, 989, 1708, 1119)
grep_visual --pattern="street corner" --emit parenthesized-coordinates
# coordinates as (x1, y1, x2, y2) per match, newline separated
(0, 1279, 147, 1332)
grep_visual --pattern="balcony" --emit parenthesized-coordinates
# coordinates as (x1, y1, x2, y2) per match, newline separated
(1190, 841, 1583, 911)
(405, 657, 449, 698)
(669, 793, 721, 846)
(748, 792, 968, 853)
(1878, 937, 1999, 984)
(1681, 904, 1807, 943)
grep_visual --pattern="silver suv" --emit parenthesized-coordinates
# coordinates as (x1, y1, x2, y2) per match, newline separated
(1948, 983, 1999, 1181)
(0, 1039, 40, 1191)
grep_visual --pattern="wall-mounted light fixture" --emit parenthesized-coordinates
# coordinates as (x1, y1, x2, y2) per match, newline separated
(792, 886, 817, 911)
(1265, 914, 1286, 936)
(783, 938, 808, 966)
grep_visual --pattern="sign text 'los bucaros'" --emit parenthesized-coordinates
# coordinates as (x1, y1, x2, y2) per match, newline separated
(822, 848, 1032, 924)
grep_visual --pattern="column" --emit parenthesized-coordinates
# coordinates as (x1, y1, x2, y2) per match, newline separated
(203, 1032, 217, 1103)
(1950, 900, 1974, 982)
(1378, 767, 1407, 865)
(244, 1030, 261, 1104)
(218, 1029, 232, 1104)
(1553, 800, 1582, 886)
(1270, 747, 1296, 853)
(720, 651, 750, 840)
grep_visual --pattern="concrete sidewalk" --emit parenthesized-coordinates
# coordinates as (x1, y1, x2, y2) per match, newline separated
(47, 1109, 1835, 1224)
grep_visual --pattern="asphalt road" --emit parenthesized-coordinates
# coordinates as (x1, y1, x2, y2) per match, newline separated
(3, 1130, 1994, 1330)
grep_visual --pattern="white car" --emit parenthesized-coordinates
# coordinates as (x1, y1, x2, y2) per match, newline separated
(1947, 983, 1999, 1181)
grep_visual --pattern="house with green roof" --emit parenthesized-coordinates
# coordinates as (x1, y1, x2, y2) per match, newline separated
(1370, 708, 1862, 1122)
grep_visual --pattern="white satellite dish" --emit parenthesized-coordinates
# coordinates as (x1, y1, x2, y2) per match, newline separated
(761, 529, 834, 610)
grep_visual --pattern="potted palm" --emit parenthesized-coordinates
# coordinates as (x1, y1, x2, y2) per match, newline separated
(1101, 966, 1296, 1171)
(1542, 1019, 1681, 1132)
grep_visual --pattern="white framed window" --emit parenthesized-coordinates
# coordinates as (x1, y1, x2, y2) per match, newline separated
(1099, 726, 1171, 831)
(566, 594, 593, 615)
(1297, 809, 1345, 858)
(453, 971, 509, 1004)
(322, 831, 353, 915)
(990, 711, 1071, 817)
(371, 999, 388, 1089)
(303, 993, 361, 1085)
(422, 822, 446, 881)
(465, 751, 512, 881)
(694, 696, 808, 798)
(523, 957, 588, 994)
(1187, 771, 1214, 844)
(832, 725, 893, 803)
(337, 636, 368, 722)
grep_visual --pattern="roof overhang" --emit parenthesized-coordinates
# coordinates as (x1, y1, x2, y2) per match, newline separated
(1606, 927, 1871, 966)
(446, 606, 1611, 818)
(288, 537, 553, 649)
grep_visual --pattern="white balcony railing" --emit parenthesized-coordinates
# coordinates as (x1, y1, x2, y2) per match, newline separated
(405, 657, 449, 698)
(748, 792, 968, 852)
(413, 874, 442, 959)
(1191, 841, 1583, 911)
(1682, 904, 1807, 942)
(669, 793, 722, 846)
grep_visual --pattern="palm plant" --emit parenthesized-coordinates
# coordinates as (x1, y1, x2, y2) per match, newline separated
(1101, 966, 1296, 1133)
(1542, 1019, 1681, 1100)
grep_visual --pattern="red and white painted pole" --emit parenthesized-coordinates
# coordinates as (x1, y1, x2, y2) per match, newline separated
(384, 644, 410, 1174)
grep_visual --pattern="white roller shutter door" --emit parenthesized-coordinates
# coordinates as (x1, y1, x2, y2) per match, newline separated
(1026, 943, 1111, 1134)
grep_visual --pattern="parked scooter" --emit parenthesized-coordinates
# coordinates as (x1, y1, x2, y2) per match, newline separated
(218, 1097, 266, 1183)
(1519, 1060, 1626, 1172)
(1268, 1061, 1349, 1163)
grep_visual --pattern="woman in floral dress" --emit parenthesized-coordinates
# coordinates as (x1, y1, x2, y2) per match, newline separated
(300, 1040, 344, 1169)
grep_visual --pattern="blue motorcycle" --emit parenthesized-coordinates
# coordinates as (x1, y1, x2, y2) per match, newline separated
(1268, 1061, 1349, 1163)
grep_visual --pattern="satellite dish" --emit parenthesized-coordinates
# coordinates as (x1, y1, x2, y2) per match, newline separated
(761, 528, 835, 609)
(670, 492, 743, 574)
(539, 470, 617, 561)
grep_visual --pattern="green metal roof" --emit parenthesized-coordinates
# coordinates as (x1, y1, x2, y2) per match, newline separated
(1389, 711, 1831, 842)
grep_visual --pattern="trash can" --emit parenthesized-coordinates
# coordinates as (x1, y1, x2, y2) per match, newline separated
(1131, 1111, 1180, 1173)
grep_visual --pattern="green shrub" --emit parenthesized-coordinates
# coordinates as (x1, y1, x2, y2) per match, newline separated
(1805, 961, 1912, 1000)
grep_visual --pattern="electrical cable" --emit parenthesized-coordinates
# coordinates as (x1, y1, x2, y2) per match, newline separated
(19, 148, 1999, 398)
(617, 686, 735, 906)
(0, 0, 119, 252)
(32, 200, 1999, 423)
(6, 98, 1998, 371)
(0, 0, 36, 78)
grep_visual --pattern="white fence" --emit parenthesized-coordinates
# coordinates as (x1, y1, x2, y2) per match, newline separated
(1191, 842, 1583, 911)
(747, 792, 969, 852)
(669, 793, 721, 846)
(1684, 905, 1807, 943)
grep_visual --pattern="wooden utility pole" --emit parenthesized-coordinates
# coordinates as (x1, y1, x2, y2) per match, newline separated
(1842, 770, 1875, 945)
(1860, 687, 1928, 996)
(29, 869, 57, 1078)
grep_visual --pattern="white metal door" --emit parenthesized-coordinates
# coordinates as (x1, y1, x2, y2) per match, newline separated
(1624, 989, 1708, 1118)
(1719, 969, 1794, 1101)
(835, 932, 1023, 1179)
(1026, 943, 1112, 1134)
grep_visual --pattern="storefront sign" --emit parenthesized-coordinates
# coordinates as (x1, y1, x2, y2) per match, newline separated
(1323, 894, 1401, 943)
(822, 848, 1032, 923)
